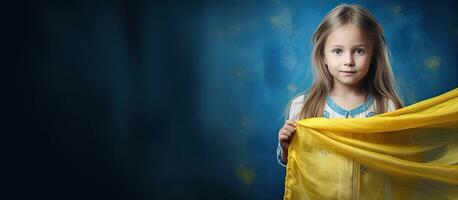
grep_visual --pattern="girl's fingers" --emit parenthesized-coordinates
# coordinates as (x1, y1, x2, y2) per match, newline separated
(280, 129, 292, 138)
(279, 135, 289, 142)
(279, 121, 297, 143)
(286, 120, 297, 127)
(283, 124, 296, 133)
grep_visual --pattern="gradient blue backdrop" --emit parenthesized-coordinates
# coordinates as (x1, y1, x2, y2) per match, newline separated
(26, 0, 458, 199)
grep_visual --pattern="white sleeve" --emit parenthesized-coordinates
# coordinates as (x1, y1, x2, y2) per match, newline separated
(288, 94, 306, 120)
(276, 144, 287, 167)
(277, 94, 306, 168)
(387, 98, 396, 112)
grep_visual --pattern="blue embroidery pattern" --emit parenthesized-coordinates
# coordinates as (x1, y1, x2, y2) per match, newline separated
(366, 111, 375, 117)
(323, 110, 330, 118)
(326, 95, 374, 118)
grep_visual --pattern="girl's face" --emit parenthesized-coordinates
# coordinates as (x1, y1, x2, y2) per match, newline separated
(324, 24, 372, 88)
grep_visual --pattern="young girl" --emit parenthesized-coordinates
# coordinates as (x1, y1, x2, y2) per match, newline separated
(277, 4, 404, 198)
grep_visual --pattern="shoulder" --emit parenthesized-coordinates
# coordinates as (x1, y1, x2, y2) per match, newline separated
(373, 96, 397, 113)
(385, 97, 396, 112)
(292, 93, 307, 104)
(287, 92, 309, 120)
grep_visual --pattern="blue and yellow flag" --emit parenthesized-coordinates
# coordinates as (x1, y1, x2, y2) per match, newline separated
(284, 88, 458, 200)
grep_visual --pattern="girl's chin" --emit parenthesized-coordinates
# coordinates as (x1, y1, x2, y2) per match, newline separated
(336, 78, 362, 86)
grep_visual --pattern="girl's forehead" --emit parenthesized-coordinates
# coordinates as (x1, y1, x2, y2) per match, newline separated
(325, 24, 371, 47)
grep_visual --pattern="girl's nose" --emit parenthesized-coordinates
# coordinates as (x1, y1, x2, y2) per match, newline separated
(344, 62, 355, 66)
(344, 53, 355, 66)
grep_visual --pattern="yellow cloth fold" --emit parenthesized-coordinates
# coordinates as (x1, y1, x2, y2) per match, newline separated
(284, 88, 458, 200)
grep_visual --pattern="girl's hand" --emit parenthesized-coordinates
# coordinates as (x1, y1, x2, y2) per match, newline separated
(278, 120, 297, 153)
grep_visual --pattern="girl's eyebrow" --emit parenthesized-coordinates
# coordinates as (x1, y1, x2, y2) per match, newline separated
(330, 44, 366, 48)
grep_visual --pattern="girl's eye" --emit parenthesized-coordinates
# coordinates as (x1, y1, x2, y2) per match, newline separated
(332, 48, 343, 55)
(354, 48, 365, 55)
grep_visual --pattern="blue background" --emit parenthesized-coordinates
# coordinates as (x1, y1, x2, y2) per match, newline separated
(24, 0, 458, 199)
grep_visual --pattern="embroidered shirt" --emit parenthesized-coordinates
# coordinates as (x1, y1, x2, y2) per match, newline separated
(277, 94, 396, 167)
(276, 93, 396, 199)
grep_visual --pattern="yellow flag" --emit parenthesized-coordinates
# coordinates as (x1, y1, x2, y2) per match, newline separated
(284, 88, 458, 200)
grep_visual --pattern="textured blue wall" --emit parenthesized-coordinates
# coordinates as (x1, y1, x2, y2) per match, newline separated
(197, 0, 457, 199)
(27, 0, 457, 199)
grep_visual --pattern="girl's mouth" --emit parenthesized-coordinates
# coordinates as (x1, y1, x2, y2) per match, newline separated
(340, 71, 356, 73)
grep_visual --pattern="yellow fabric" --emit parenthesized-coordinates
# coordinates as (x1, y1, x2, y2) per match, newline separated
(284, 88, 458, 200)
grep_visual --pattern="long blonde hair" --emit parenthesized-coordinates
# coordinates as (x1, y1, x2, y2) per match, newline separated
(293, 4, 404, 119)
